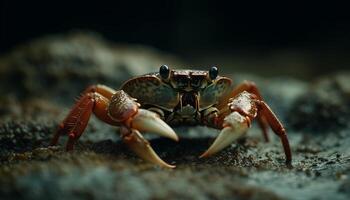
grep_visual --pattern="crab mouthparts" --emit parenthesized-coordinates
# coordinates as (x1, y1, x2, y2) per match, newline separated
(179, 92, 198, 109)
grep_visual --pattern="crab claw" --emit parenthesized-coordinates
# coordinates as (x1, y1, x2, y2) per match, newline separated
(109, 90, 178, 141)
(109, 90, 178, 167)
(121, 127, 175, 168)
(200, 112, 249, 158)
(130, 109, 179, 142)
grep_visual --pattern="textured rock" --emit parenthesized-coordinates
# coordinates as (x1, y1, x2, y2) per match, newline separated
(288, 73, 350, 132)
(0, 31, 185, 105)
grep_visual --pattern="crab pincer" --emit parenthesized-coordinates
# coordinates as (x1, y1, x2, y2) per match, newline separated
(200, 91, 292, 166)
(200, 112, 250, 158)
(108, 90, 178, 168)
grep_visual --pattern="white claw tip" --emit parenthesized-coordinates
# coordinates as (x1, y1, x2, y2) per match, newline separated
(132, 109, 179, 141)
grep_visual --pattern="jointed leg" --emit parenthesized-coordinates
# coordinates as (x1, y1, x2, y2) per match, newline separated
(51, 85, 117, 150)
(82, 84, 116, 100)
(255, 100, 292, 165)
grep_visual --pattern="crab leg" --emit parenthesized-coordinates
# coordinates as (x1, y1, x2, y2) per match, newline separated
(51, 85, 119, 149)
(255, 100, 292, 165)
(51, 91, 117, 150)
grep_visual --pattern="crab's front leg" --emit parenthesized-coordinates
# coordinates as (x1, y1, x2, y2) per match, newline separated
(201, 82, 292, 165)
(51, 85, 178, 168)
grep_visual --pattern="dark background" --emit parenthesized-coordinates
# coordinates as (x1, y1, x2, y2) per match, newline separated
(1, 1, 350, 76)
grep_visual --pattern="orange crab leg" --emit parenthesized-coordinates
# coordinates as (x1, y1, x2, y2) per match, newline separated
(51, 85, 118, 150)
(218, 81, 270, 142)
(255, 100, 292, 165)
(82, 84, 116, 99)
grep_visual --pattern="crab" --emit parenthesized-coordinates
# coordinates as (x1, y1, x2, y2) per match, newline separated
(50, 65, 292, 168)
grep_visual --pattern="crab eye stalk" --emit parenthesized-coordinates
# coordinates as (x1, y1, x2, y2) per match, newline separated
(209, 66, 218, 80)
(159, 65, 170, 79)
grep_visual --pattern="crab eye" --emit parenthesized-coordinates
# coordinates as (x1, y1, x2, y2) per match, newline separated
(159, 65, 170, 79)
(209, 66, 218, 80)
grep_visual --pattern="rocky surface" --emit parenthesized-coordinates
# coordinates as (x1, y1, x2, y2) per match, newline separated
(0, 32, 349, 200)
(0, 31, 185, 105)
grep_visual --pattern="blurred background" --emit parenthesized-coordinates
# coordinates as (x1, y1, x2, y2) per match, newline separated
(1, 1, 350, 78)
